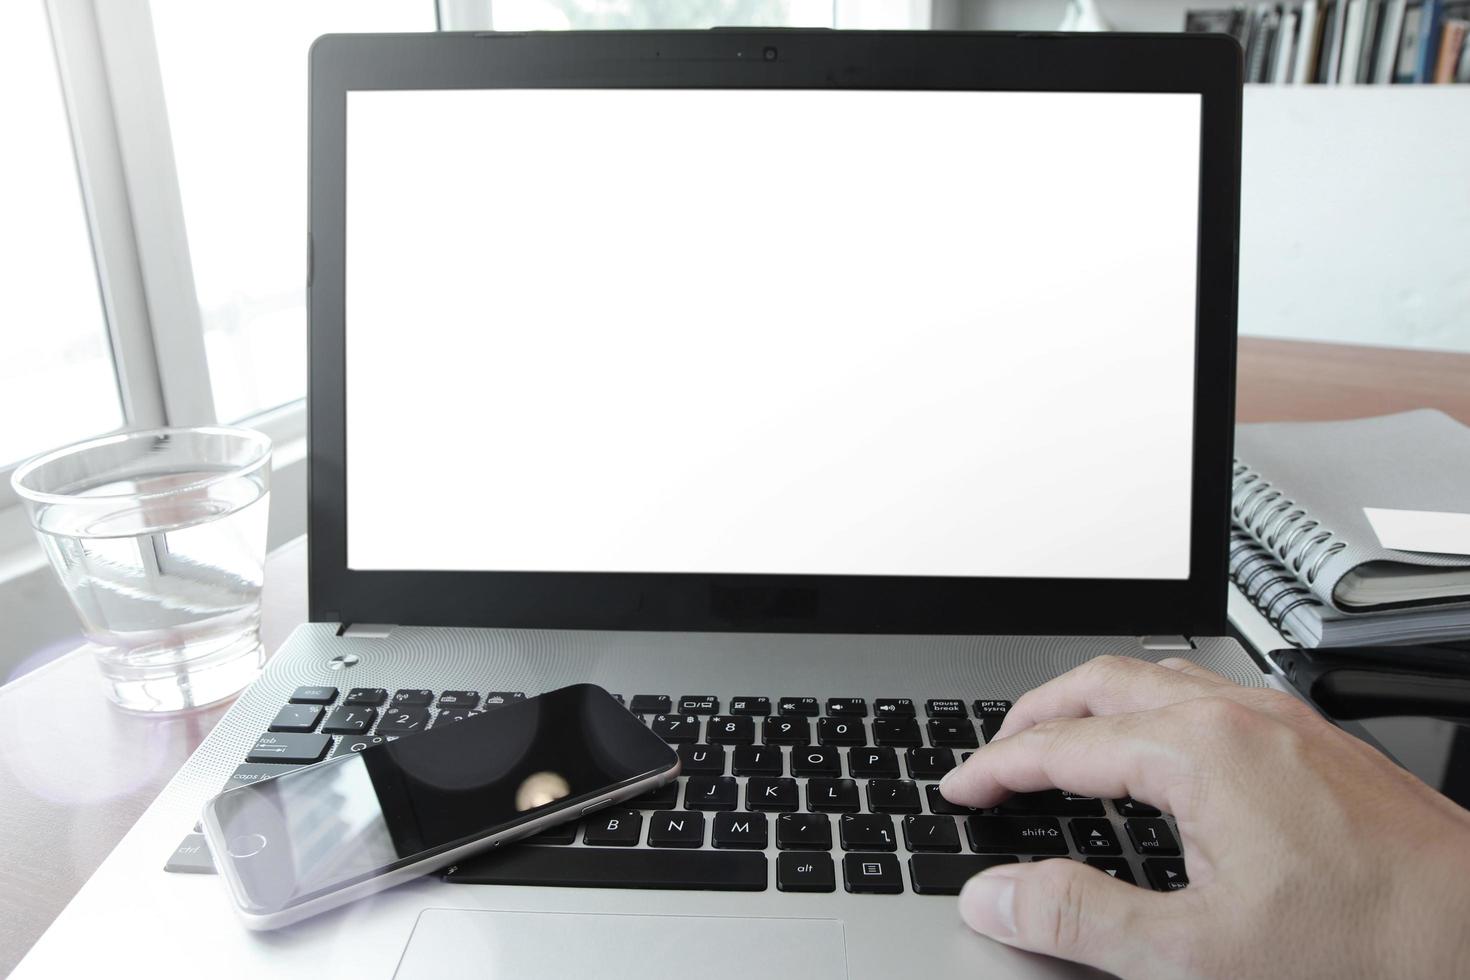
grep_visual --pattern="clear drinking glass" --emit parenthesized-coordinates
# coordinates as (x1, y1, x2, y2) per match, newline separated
(11, 426, 271, 712)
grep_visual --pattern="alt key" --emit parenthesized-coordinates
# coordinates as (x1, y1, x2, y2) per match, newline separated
(777, 852, 835, 893)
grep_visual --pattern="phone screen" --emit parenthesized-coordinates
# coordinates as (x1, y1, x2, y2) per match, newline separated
(207, 684, 674, 914)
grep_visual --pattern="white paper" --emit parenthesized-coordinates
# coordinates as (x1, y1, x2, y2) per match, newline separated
(1364, 507, 1470, 557)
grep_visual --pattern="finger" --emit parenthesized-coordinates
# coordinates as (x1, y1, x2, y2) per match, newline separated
(941, 704, 1206, 816)
(993, 655, 1243, 741)
(1156, 656, 1230, 684)
(959, 859, 1173, 975)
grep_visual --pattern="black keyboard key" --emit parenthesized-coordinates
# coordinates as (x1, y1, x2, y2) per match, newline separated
(816, 717, 865, 746)
(776, 812, 832, 850)
(906, 747, 957, 780)
(967, 815, 1068, 855)
(164, 834, 217, 875)
(826, 698, 867, 718)
(321, 706, 376, 735)
(762, 716, 810, 744)
(223, 763, 299, 790)
(712, 811, 768, 849)
(729, 696, 771, 716)
(392, 689, 434, 706)
(909, 854, 1018, 895)
(267, 704, 323, 733)
(288, 686, 337, 705)
(378, 708, 430, 735)
(925, 699, 967, 718)
(631, 782, 679, 810)
(707, 715, 755, 744)
(447, 845, 765, 891)
(630, 694, 672, 715)
(867, 778, 921, 814)
(582, 809, 642, 847)
(873, 698, 915, 718)
(1114, 797, 1162, 818)
(973, 699, 1013, 717)
(732, 744, 783, 777)
(437, 690, 480, 709)
(1144, 857, 1189, 891)
(849, 746, 900, 779)
(245, 732, 330, 765)
(481, 691, 526, 710)
(1086, 857, 1137, 885)
(871, 717, 923, 747)
(791, 745, 841, 777)
(524, 822, 577, 845)
(903, 815, 961, 853)
(1070, 818, 1122, 855)
(927, 718, 978, 748)
(840, 813, 897, 851)
(332, 734, 388, 757)
(651, 714, 701, 743)
(843, 853, 903, 894)
(685, 776, 739, 811)
(435, 708, 472, 725)
(1126, 818, 1180, 856)
(678, 695, 719, 715)
(344, 687, 388, 706)
(648, 810, 706, 847)
(925, 783, 977, 816)
(747, 777, 799, 812)
(995, 790, 1105, 817)
(808, 778, 860, 813)
(778, 697, 820, 716)
(777, 852, 835, 892)
(677, 743, 726, 774)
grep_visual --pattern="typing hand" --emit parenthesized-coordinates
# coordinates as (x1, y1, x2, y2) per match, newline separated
(939, 655, 1470, 979)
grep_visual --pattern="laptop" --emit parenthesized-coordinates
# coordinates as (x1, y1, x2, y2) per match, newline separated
(17, 29, 1265, 980)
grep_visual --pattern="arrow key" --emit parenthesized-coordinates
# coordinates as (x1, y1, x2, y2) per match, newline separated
(1069, 817, 1122, 855)
(1085, 857, 1138, 885)
(1144, 857, 1189, 891)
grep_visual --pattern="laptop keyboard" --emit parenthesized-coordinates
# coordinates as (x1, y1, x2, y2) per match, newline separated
(168, 687, 1189, 896)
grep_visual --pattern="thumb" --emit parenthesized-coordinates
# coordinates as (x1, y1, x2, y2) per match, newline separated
(958, 859, 1166, 974)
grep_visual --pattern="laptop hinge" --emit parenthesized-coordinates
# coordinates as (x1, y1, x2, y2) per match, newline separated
(339, 623, 395, 639)
(1139, 636, 1194, 651)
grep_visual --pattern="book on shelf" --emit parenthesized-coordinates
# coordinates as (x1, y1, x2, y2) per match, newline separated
(1230, 410, 1470, 647)
(1184, 1, 1470, 83)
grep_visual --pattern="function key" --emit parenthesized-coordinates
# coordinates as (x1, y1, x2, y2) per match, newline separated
(608, 694, 625, 706)
(729, 696, 771, 716)
(1114, 797, 1162, 818)
(1086, 856, 1137, 885)
(268, 704, 323, 733)
(392, 689, 434, 706)
(630, 695, 672, 715)
(437, 690, 480, 708)
(1144, 857, 1189, 891)
(706, 715, 755, 745)
(651, 714, 701, 743)
(925, 699, 967, 718)
(482, 691, 526, 709)
(842, 853, 904, 894)
(344, 687, 388, 706)
(966, 815, 1069, 855)
(679, 695, 720, 715)
(825, 697, 867, 718)
(289, 686, 338, 705)
(321, 706, 376, 735)
(778, 697, 820, 716)
(873, 698, 915, 717)
(777, 852, 835, 893)
(1126, 818, 1180, 856)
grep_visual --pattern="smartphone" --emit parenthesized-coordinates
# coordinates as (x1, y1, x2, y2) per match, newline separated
(201, 683, 678, 929)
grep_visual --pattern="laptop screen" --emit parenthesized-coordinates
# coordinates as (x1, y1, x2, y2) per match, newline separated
(343, 88, 1201, 581)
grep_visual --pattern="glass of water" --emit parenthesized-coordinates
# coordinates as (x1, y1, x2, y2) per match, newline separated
(11, 426, 271, 712)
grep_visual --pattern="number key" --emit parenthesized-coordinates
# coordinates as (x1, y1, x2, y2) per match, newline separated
(762, 716, 809, 745)
(378, 708, 429, 735)
(707, 715, 755, 744)
(321, 706, 376, 734)
(816, 717, 865, 746)
(651, 714, 701, 743)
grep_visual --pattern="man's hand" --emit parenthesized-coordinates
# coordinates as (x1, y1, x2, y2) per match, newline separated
(939, 655, 1470, 978)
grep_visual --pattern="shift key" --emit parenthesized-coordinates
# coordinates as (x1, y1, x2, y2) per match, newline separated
(966, 815, 1069, 855)
(246, 732, 331, 764)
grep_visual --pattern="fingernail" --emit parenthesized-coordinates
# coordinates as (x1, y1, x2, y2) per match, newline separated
(959, 873, 1016, 939)
(938, 769, 956, 793)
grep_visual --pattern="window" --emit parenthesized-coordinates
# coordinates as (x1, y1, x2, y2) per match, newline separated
(480, 0, 929, 30)
(1, 0, 121, 466)
(148, 0, 435, 423)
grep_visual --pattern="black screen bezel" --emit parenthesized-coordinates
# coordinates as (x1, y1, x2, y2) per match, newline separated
(307, 30, 1241, 636)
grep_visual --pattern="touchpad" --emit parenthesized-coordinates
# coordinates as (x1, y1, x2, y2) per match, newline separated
(395, 908, 847, 979)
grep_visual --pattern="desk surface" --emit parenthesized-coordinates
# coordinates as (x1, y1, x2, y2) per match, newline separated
(3, 337, 1468, 974)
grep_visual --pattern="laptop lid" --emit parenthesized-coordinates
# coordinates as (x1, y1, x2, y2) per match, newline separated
(307, 30, 1241, 636)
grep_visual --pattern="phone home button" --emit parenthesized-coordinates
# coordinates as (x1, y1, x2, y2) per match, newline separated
(579, 796, 614, 817)
(227, 833, 268, 859)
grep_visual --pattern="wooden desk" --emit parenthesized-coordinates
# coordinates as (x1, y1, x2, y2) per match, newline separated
(3, 338, 1466, 974)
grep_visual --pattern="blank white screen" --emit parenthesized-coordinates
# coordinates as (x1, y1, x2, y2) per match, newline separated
(345, 89, 1200, 578)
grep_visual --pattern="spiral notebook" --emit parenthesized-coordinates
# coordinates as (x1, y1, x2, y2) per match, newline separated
(1230, 409, 1470, 647)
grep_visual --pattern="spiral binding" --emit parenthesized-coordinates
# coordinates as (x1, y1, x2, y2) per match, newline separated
(1230, 461, 1347, 586)
(1228, 531, 1316, 644)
